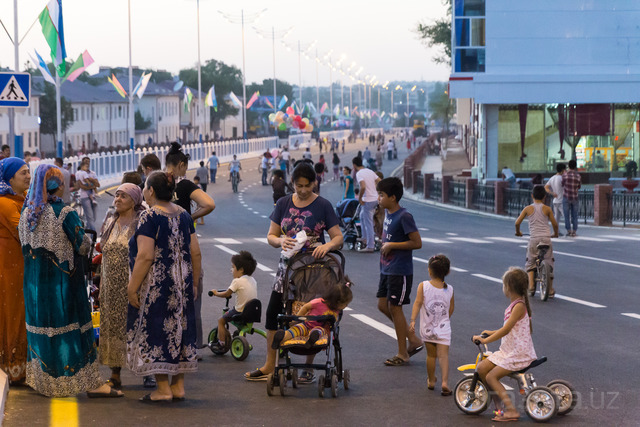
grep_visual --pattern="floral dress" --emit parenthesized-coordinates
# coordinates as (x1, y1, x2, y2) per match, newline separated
(126, 206, 198, 376)
(488, 299, 537, 371)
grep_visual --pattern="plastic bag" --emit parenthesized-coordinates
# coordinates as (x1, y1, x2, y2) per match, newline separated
(281, 229, 307, 259)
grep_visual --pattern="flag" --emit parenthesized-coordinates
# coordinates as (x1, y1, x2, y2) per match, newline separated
(344, 106, 349, 117)
(277, 95, 288, 110)
(290, 101, 299, 114)
(320, 102, 328, 114)
(31, 50, 55, 85)
(307, 102, 316, 113)
(184, 88, 193, 112)
(39, 0, 67, 77)
(132, 72, 152, 99)
(246, 91, 259, 109)
(380, 111, 386, 118)
(64, 50, 94, 82)
(229, 92, 242, 108)
(264, 97, 274, 110)
(205, 86, 217, 111)
(108, 74, 127, 98)
(333, 104, 340, 117)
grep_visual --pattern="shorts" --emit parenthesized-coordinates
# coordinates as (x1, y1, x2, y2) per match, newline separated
(377, 274, 413, 306)
(265, 290, 284, 331)
(222, 307, 241, 322)
(525, 236, 554, 272)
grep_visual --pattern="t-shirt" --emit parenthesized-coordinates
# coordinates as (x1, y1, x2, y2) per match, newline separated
(174, 179, 199, 215)
(261, 157, 269, 170)
(305, 297, 339, 329)
(281, 151, 290, 161)
(502, 168, 515, 180)
(387, 141, 394, 152)
(356, 168, 379, 202)
(75, 170, 98, 199)
(208, 155, 219, 169)
(546, 174, 563, 204)
(230, 159, 241, 172)
(196, 166, 209, 184)
(302, 151, 312, 160)
(228, 275, 258, 312)
(269, 194, 339, 249)
(380, 207, 418, 275)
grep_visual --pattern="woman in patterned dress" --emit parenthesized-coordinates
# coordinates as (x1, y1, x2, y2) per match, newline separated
(99, 183, 144, 389)
(19, 164, 122, 398)
(127, 171, 202, 402)
(0, 158, 30, 383)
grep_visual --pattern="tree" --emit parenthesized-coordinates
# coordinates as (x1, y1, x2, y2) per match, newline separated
(135, 110, 152, 130)
(247, 79, 294, 107)
(428, 82, 455, 134)
(414, 0, 452, 65)
(39, 82, 74, 136)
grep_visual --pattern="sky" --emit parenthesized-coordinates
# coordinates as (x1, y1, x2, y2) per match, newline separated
(0, 0, 450, 89)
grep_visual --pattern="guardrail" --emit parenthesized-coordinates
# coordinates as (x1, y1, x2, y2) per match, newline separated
(609, 192, 640, 226)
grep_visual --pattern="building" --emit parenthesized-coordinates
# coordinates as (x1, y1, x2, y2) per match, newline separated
(131, 80, 181, 146)
(175, 85, 211, 142)
(449, 1, 640, 181)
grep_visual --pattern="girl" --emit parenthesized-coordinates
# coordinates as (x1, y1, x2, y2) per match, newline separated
(272, 278, 354, 349)
(409, 254, 455, 396)
(342, 166, 355, 200)
(472, 267, 536, 423)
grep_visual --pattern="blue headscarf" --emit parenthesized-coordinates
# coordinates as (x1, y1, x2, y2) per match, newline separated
(24, 164, 64, 231)
(0, 157, 27, 196)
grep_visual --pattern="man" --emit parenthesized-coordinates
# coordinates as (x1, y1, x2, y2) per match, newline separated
(281, 146, 291, 174)
(363, 147, 372, 164)
(302, 147, 313, 161)
(562, 159, 581, 237)
(0, 144, 10, 160)
(544, 163, 566, 229)
(196, 160, 210, 192)
(386, 139, 394, 161)
(260, 153, 269, 186)
(54, 157, 72, 204)
(501, 166, 517, 188)
(207, 151, 220, 183)
(23, 151, 32, 165)
(75, 158, 100, 231)
(353, 156, 381, 253)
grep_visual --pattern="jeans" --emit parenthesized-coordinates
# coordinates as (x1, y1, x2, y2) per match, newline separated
(387, 150, 393, 160)
(563, 199, 579, 232)
(361, 201, 378, 249)
(262, 168, 268, 185)
(209, 168, 217, 183)
(552, 202, 563, 224)
(80, 197, 97, 231)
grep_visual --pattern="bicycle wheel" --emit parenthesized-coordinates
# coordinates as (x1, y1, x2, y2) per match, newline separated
(538, 262, 551, 301)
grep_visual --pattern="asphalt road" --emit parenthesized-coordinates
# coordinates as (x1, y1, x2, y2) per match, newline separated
(4, 137, 640, 426)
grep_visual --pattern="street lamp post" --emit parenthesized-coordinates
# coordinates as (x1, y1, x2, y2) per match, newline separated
(197, 0, 203, 142)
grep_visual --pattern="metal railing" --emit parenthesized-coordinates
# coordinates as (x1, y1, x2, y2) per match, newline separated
(429, 179, 442, 201)
(609, 192, 640, 226)
(578, 190, 594, 223)
(503, 188, 533, 217)
(473, 184, 495, 212)
(415, 174, 424, 195)
(449, 181, 466, 206)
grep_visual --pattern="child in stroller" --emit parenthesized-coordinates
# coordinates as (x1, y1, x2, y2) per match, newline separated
(336, 198, 383, 251)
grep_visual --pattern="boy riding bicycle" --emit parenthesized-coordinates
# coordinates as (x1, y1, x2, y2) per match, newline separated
(228, 154, 242, 182)
(515, 185, 559, 297)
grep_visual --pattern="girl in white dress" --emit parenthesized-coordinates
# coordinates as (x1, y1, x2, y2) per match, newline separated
(409, 254, 455, 396)
(472, 267, 536, 423)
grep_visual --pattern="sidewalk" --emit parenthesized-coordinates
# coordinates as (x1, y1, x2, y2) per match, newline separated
(420, 137, 472, 179)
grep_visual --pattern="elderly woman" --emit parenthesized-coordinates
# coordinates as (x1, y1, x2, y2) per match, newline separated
(19, 164, 121, 398)
(127, 171, 201, 402)
(0, 158, 30, 383)
(99, 183, 145, 389)
(245, 162, 343, 382)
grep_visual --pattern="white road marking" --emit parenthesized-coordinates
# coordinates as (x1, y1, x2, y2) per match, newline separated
(450, 266, 468, 273)
(413, 257, 467, 272)
(254, 238, 269, 244)
(446, 232, 458, 236)
(554, 294, 606, 308)
(601, 235, 640, 241)
(449, 237, 493, 244)
(214, 238, 241, 244)
(261, 215, 268, 218)
(621, 313, 640, 320)
(554, 250, 640, 269)
(421, 237, 452, 244)
(419, 227, 429, 231)
(253, 211, 260, 215)
(550, 238, 575, 243)
(472, 274, 503, 284)
(343, 307, 353, 311)
(349, 313, 397, 339)
(572, 236, 614, 242)
(214, 245, 273, 272)
(487, 237, 528, 244)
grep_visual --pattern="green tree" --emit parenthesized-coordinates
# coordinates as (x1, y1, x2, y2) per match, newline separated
(135, 110, 152, 130)
(247, 79, 294, 107)
(39, 83, 74, 136)
(428, 82, 455, 133)
(414, 0, 452, 65)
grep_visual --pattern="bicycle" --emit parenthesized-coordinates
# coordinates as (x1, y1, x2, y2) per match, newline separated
(518, 233, 554, 302)
(69, 191, 84, 218)
(454, 334, 577, 422)
(230, 170, 239, 193)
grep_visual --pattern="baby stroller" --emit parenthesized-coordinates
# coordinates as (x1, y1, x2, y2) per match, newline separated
(267, 251, 349, 398)
(82, 230, 101, 344)
(336, 199, 383, 251)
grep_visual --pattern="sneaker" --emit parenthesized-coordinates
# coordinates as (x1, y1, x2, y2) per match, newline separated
(357, 247, 374, 253)
(297, 370, 316, 384)
(305, 330, 322, 348)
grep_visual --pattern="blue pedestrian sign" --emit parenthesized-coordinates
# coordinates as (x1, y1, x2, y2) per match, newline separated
(0, 72, 30, 108)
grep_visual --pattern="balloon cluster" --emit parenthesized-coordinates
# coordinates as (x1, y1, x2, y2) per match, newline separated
(269, 106, 314, 133)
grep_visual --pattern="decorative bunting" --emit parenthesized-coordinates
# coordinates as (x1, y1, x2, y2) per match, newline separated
(246, 91, 260, 109)
(64, 50, 94, 83)
(108, 74, 127, 98)
(229, 92, 242, 108)
(277, 95, 288, 110)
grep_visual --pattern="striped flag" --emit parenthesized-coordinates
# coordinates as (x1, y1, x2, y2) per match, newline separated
(229, 92, 242, 108)
(333, 103, 340, 117)
(320, 102, 328, 114)
(277, 95, 287, 110)
(205, 86, 217, 111)
(184, 88, 193, 112)
(108, 74, 127, 98)
(31, 50, 55, 85)
(290, 101, 299, 114)
(132, 72, 152, 99)
(264, 97, 274, 110)
(344, 106, 349, 117)
(246, 91, 259, 109)
(64, 50, 94, 83)
(39, 0, 67, 77)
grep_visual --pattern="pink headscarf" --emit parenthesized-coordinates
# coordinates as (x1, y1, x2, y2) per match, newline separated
(101, 183, 144, 243)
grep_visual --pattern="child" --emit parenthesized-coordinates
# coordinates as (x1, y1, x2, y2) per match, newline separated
(342, 166, 354, 199)
(473, 267, 536, 423)
(192, 176, 205, 225)
(409, 254, 455, 395)
(272, 278, 353, 349)
(271, 169, 292, 205)
(515, 185, 559, 296)
(376, 177, 424, 366)
(210, 251, 258, 349)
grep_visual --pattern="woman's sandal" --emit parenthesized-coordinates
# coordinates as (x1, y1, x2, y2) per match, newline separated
(139, 394, 172, 403)
(106, 378, 122, 389)
(244, 369, 269, 381)
(427, 377, 437, 390)
(87, 388, 124, 398)
(441, 387, 452, 396)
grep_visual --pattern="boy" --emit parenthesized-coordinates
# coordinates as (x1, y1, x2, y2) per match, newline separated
(515, 185, 559, 296)
(196, 160, 209, 192)
(376, 177, 424, 366)
(228, 154, 242, 182)
(210, 251, 258, 349)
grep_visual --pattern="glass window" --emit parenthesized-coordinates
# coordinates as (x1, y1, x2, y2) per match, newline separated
(455, 0, 485, 17)
(455, 49, 485, 72)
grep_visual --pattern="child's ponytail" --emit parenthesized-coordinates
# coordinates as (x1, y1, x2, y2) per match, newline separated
(503, 267, 533, 333)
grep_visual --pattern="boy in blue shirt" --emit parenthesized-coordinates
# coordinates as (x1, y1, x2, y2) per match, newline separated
(376, 177, 424, 366)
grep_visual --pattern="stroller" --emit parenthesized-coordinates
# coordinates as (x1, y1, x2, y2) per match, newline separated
(336, 199, 383, 251)
(267, 251, 349, 398)
(82, 230, 101, 344)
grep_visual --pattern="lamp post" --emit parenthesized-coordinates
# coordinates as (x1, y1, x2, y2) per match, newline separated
(196, 0, 203, 142)
(282, 39, 315, 115)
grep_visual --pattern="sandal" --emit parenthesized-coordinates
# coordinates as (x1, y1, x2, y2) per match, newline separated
(408, 345, 424, 357)
(427, 377, 437, 390)
(441, 387, 452, 396)
(491, 413, 520, 422)
(87, 387, 124, 398)
(244, 369, 269, 381)
(106, 378, 121, 389)
(139, 393, 172, 403)
(384, 356, 409, 366)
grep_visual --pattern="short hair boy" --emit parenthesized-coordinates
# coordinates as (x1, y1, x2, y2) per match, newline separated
(210, 251, 258, 349)
(375, 177, 424, 365)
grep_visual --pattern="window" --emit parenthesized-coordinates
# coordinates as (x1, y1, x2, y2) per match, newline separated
(81, 107, 85, 121)
(118, 106, 123, 118)
(453, 0, 485, 72)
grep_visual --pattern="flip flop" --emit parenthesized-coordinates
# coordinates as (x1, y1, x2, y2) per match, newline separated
(408, 345, 424, 357)
(244, 369, 269, 381)
(139, 394, 172, 404)
(384, 356, 409, 366)
(427, 377, 437, 390)
(87, 388, 124, 398)
(491, 414, 520, 422)
(106, 378, 121, 389)
(441, 387, 452, 396)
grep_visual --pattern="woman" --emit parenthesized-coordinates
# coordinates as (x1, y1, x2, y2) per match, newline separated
(99, 183, 145, 389)
(342, 166, 355, 200)
(0, 158, 30, 383)
(19, 164, 121, 398)
(127, 171, 201, 402)
(245, 162, 343, 382)
(375, 146, 384, 170)
(332, 153, 341, 181)
(165, 142, 214, 349)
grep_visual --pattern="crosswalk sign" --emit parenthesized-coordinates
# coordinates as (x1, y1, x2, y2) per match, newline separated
(0, 72, 30, 108)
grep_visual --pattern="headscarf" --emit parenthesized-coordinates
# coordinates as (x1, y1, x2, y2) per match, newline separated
(101, 183, 145, 243)
(24, 164, 64, 231)
(0, 157, 27, 196)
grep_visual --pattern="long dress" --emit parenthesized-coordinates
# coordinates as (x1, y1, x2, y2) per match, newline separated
(19, 200, 102, 397)
(126, 206, 198, 376)
(99, 220, 135, 368)
(0, 194, 27, 381)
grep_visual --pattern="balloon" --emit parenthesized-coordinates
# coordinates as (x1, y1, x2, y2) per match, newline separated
(295, 115, 302, 122)
(286, 106, 294, 115)
(286, 116, 294, 125)
(268, 113, 276, 122)
(302, 118, 309, 125)
(292, 119, 300, 129)
(274, 116, 283, 124)
(306, 124, 314, 133)
(299, 121, 307, 130)
(278, 122, 287, 131)
(275, 111, 285, 121)
(271, 148, 279, 158)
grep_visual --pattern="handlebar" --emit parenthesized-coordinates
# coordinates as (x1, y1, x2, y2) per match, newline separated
(473, 332, 490, 346)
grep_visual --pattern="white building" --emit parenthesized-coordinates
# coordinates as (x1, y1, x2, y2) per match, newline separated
(449, 0, 640, 180)
(132, 80, 181, 146)
(178, 86, 211, 142)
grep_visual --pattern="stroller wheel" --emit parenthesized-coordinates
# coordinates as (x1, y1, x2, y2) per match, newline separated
(343, 369, 350, 390)
(291, 368, 298, 389)
(266, 373, 275, 396)
(279, 369, 287, 396)
(331, 373, 339, 398)
(317, 374, 325, 398)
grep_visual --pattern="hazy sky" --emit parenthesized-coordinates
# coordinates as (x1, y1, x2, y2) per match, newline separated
(1, 0, 450, 89)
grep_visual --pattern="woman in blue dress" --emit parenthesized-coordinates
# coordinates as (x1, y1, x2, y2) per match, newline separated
(127, 171, 202, 402)
(19, 164, 122, 398)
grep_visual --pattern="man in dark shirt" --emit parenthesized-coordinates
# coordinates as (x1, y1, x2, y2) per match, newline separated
(561, 159, 582, 237)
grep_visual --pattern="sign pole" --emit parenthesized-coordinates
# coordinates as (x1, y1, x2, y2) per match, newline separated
(56, 74, 62, 158)
(9, 0, 19, 156)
